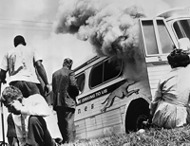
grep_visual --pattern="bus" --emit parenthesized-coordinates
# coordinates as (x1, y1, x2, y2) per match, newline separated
(73, 7, 190, 139)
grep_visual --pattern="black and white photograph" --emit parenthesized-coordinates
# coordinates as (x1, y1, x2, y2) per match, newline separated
(0, 0, 190, 145)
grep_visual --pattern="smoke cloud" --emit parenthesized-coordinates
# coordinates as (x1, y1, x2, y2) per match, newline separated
(53, 0, 190, 80)
(54, 0, 146, 57)
(53, 0, 169, 80)
(53, 0, 172, 58)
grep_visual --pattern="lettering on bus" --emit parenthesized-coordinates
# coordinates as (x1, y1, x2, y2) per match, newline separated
(77, 80, 127, 105)
(78, 103, 94, 114)
(79, 89, 108, 104)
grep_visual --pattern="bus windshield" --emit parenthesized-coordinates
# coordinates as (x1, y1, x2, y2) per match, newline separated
(173, 19, 190, 40)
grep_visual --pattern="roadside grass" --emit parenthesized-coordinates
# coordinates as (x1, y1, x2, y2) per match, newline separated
(62, 125, 190, 146)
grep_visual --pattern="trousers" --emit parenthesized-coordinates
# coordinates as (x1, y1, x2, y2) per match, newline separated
(56, 107, 75, 143)
(10, 81, 44, 98)
(7, 114, 55, 146)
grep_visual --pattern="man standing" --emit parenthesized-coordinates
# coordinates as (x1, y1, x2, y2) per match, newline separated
(1, 85, 58, 146)
(0, 35, 51, 98)
(52, 58, 79, 144)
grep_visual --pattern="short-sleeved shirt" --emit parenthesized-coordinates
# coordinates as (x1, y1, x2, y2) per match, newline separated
(0, 45, 42, 84)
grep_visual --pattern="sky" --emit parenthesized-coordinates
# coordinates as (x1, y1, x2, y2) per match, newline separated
(0, 0, 190, 142)
(0, 0, 95, 82)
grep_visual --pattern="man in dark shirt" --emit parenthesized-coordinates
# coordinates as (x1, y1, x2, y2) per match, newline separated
(52, 58, 79, 144)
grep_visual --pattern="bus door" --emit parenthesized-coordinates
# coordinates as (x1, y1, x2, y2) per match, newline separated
(139, 18, 176, 95)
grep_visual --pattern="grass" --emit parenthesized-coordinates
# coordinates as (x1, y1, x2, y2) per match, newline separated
(61, 125, 190, 146)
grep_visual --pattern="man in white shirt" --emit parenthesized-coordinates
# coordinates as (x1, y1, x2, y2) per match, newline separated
(0, 35, 51, 98)
(1, 85, 57, 146)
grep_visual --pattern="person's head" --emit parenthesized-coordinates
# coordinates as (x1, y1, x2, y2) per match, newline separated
(14, 35, 26, 47)
(1, 86, 23, 111)
(167, 48, 190, 68)
(63, 58, 73, 69)
(178, 37, 190, 51)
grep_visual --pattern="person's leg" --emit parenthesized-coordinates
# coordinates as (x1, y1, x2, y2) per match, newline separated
(7, 114, 19, 146)
(56, 108, 65, 143)
(27, 116, 55, 146)
(65, 108, 75, 143)
(186, 106, 190, 124)
(56, 107, 75, 143)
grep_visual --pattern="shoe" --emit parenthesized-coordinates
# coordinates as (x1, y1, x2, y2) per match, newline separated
(142, 120, 152, 129)
(54, 138, 63, 146)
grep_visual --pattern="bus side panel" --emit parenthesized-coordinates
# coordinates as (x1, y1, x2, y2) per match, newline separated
(147, 63, 171, 96)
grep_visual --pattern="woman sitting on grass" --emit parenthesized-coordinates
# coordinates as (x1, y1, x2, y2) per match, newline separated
(150, 48, 190, 128)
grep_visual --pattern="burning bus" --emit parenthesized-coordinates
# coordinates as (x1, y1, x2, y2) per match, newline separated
(72, 7, 190, 139)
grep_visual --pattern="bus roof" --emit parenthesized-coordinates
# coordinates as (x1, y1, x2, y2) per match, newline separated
(73, 56, 100, 72)
(157, 7, 190, 19)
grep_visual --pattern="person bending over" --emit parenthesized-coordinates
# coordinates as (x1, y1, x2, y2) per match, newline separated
(1, 85, 59, 146)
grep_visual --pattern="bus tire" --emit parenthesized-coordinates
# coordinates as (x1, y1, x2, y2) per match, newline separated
(125, 98, 150, 133)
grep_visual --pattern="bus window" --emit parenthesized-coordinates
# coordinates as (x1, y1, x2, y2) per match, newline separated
(173, 19, 190, 40)
(141, 19, 174, 56)
(142, 20, 159, 55)
(104, 59, 122, 82)
(76, 73, 85, 93)
(157, 20, 173, 54)
(90, 63, 103, 87)
(90, 58, 122, 88)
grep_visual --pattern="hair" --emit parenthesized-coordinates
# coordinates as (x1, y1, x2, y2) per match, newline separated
(1, 86, 23, 106)
(167, 48, 190, 68)
(63, 58, 73, 69)
(14, 35, 26, 47)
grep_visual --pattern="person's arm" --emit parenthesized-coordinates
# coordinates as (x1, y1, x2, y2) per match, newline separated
(0, 53, 8, 84)
(0, 69, 7, 99)
(0, 69, 7, 84)
(34, 60, 51, 93)
(52, 74, 57, 110)
(68, 71, 79, 100)
(12, 94, 51, 117)
(23, 94, 51, 116)
(70, 71, 78, 86)
(52, 74, 56, 98)
(150, 80, 162, 116)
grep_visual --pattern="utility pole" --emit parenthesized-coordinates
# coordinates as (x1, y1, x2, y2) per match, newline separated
(0, 85, 7, 146)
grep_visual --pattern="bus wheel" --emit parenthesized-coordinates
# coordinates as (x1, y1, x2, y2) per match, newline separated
(125, 98, 150, 133)
(135, 114, 148, 130)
